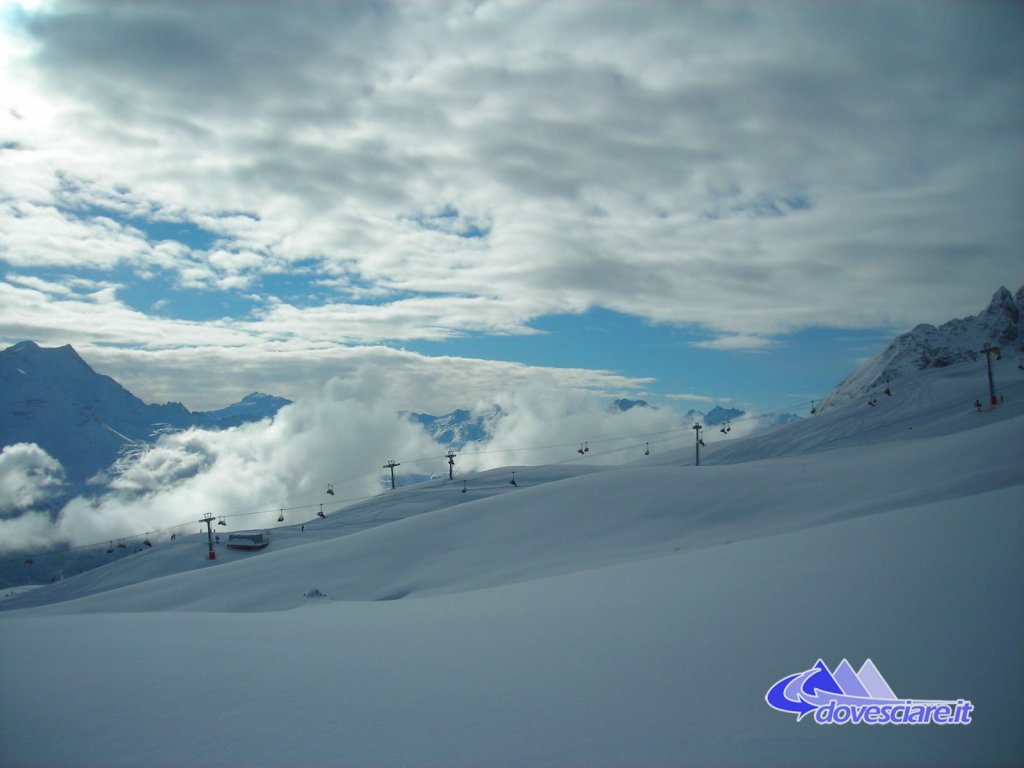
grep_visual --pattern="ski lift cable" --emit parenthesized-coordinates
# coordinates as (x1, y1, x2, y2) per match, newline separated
(5, 426, 753, 566)
(4, 463, 660, 566)
(8, 383, 1011, 568)
(0, 417, 827, 566)
(312, 398, 828, 498)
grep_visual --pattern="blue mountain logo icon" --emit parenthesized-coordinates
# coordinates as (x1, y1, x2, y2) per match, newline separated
(765, 659, 973, 726)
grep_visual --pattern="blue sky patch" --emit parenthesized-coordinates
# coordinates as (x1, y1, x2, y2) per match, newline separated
(404, 204, 492, 239)
(403, 308, 889, 413)
(57, 201, 222, 252)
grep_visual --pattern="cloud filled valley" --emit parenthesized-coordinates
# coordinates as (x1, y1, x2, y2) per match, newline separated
(0, 369, 707, 561)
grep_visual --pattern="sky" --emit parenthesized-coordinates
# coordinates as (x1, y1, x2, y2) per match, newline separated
(1, 0, 1022, 416)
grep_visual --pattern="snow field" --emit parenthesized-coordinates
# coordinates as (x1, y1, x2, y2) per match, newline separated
(1, 361, 1022, 766)
(1, 484, 1020, 767)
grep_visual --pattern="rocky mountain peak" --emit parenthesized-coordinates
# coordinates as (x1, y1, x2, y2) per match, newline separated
(819, 285, 1023, 411)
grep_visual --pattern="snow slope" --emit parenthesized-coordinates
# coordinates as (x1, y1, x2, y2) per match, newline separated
(819, 284, 1023, 411)
(701, 351, 1024, 464)
(0, 360, 1022, 767)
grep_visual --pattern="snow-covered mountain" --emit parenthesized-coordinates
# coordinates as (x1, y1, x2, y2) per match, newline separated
(408, 399, 798, 449)
(680, 404, 800, 431)
(193, 392, 293, 429)
(610, 398, 653, 412)
(819, 284, 1023, 412)
(0, 341, 292, 492)
(702, 404, 743, 425)
(404, 407, 497, 446)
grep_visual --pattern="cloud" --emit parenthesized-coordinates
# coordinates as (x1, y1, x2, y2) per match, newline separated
(4, 272, 73, 295)
(457, 376, 693, 472)
(690, 335, 780, 352)
(1, 0, 1022, 409)
(0, 279, 656, 412)
(0, 278, 255, 350)
(0, 442, 65, 554)
(0, 442, 65, 514)
(666, 393, 724, 405)
(6, 372, 687, 552)
(79, 343, 652, 416)
(0, 509, 55, 556)
(2, 1, 1015, 323)
(51, 381, 443, 547)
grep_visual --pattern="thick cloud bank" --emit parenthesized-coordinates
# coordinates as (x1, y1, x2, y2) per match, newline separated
(0, 442, 66, 554)
(0, 442, 64, 515)
(4, 375, 712, 556)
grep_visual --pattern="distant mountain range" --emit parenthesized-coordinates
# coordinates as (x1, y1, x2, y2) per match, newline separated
(0, 341, 292, 494)
(677, 404, 801, 431)
(3, 324, 873, 507)
(409, 399, 801, 449)
(699, 405, 743, 426)
(611, 398, 801, 430)
(2, 289, 1016, 593)
(404, 408, 497, 446)
(819, 285, 1023, 411)
(610, 398, 652, 412)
